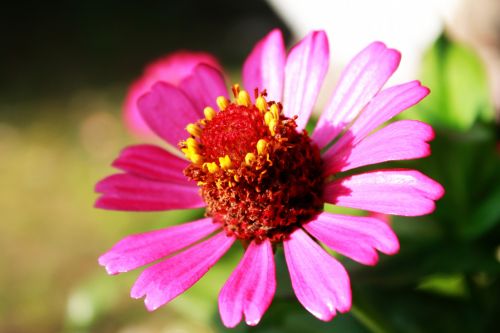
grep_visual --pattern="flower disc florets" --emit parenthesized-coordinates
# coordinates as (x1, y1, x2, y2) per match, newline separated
(181, 85, 324, 242)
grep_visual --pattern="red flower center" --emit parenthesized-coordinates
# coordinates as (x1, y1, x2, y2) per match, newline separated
(182, 86, 324, 242)
(200, 104, 269, 164)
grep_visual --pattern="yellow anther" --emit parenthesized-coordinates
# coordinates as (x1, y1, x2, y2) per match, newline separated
(181, 147, 189, 155)
(216, 96, 229, 110)
(237, 90, 251, 107)
(186, 123, 201, 137)
(270, 103, 280, 120)
(264, 111, 273, 125)
(232, 84, 241, 97)
(186, 146, 198, 159)
(245, 152, 256, 165)
(204, 162, 219, 173)
(256, 96, 268, 112)
(219, 155, 232, 169)
(269, 119, 277, 136)
(190, 153, 203, 165)
(186, 137, 198, 149)
(256, 139, 267, 155)
(203, 106, 216, 121)
(234, 175, 240, 182)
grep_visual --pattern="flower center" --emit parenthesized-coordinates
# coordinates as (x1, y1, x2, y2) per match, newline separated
(181, 85, 324, 242)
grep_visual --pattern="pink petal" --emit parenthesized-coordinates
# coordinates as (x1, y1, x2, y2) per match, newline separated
(313, 42, 401, 148)
(124, 51, 222, 137)
(99, 218, 220, 275)
(323, 80, 430, 160)
(219, 240, 276, 328)
(131, 231, 235, 311)
(179, 64, 229, 112)
(284, 229, 351, 321)
(303, 212, 399, 266)
(324, 120, 434, 174)
(137, 81, 203, 149)
(95, 173, 204, 211)
(283, 30, 329, 130)
(324, 169, 445, 216)
(112, 144, 190, 184)
(242, 29, 286, 102)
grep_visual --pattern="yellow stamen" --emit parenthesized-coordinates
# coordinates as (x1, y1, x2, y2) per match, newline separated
(256, 139, 267, 155)
(186, 137, 198, 149)
(204, 162, 219, 173)
(234, 175, 240, 182)
(264, 111, 273, 125)
(180, 137, 199, 158)
(216, 96, 229, 110)
(203, 106, 216, 121)
(270, 103, 280, 120)
(269, 119, 277, 136)
(256, 96, 268, 113)
(219, 155, 232, 169)
(244, 152, 256, 165)
(186, 145, 198, 157)
(186, 123, 201, 137)
(190, 153, 203, 165)
(232, 84, 240, 97)
(237, 90, 251, 107)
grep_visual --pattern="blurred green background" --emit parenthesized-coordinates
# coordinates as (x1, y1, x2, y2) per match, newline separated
(1, 1, 499, 333)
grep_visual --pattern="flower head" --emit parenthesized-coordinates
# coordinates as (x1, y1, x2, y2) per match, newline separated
(96, 29, 444, 327)
(181, 84, 324, 242)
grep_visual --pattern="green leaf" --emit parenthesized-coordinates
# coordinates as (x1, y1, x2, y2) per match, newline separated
(405, 34, 494, 131)
(417, 274, 468, 297)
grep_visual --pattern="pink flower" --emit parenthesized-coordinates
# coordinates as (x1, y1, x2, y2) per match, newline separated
(96, 29, 444, 327)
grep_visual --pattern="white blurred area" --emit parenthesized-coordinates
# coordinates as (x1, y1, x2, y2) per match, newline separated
(267, 0, 500, 115)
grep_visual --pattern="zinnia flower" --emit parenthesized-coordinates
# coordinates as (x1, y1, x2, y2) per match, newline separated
(96, 29, 444, 327)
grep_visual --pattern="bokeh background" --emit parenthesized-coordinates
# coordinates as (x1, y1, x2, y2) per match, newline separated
(1, 1, 499, 332)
